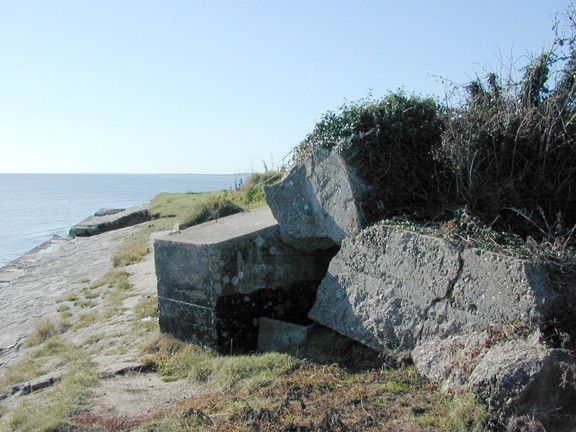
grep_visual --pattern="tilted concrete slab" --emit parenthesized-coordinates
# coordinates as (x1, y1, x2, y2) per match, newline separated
(265, 149, 368, 251)
(309, 224, 558, 353)
(308, 223, 576, 427)
(155, 206, 335, 352)
(69, 204, 151, 237)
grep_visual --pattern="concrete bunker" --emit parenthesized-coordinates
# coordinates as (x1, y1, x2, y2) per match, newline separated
(154, 206, 337, 353)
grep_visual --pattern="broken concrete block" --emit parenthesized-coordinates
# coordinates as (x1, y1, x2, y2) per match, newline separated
(69, 204, 151, 237)
(11, 371, 62, 395)
(155, 206, 335, 353)
(309, 225, 461, 352)
(309, 224, 558, 353)
(413, 332, 576, 429)
(264, 149, 368, 251)
(257, 317, 315, 352)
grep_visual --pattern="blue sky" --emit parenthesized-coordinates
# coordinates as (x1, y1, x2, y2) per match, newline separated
(0, 1, 572, 174)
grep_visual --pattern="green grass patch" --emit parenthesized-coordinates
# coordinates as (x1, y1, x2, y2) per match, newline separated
(148, 171, 283, 230)
(65, 293, 78, 302)
(134, 295, 159, 320)
(180, 192, 243, 227)
(142, 335, 292, 390)
(94, 271, 134, 317)
(0, 356, 45, 388)
(137, 337, 489, 432)
(149, 191, 218, 220)
(57, 304, 70, 313)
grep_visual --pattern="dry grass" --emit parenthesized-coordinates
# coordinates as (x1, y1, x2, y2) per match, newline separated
(112, 234, 150, 267)
(111, 217, 178, 268)
(132, 331, 489, 432)
(132, 360, 486, 432)
(25, 316, 68, 347)
(7, 359, 96, 432)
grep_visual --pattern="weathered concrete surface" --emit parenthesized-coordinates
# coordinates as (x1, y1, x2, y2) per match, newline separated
(257, 317, 315, 352)
(0, 221, 205, 427)
(309, 224, 557, 353)
(0, 225, 158, 376)
(155, 206, 335, 352)
(414, 332, 576, 430)
(69, 204, 151, 237)
(264, 149, 368, 251)
(308, 223, 576, 425)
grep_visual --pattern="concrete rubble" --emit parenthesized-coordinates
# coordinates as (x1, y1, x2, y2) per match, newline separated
(154, 147, 576, 428)
(69, 204, 151, 237)
(264, 148, 368, 251)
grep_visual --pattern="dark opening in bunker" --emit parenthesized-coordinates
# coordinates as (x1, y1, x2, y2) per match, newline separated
(214, 246, 339, 353)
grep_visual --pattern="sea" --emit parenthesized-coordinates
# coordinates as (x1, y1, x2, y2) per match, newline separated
(0, 173, 245, 269)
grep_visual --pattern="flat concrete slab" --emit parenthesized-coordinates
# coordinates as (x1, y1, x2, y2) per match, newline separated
(168, 205, 278, 245)
(70, 204, 151, 237)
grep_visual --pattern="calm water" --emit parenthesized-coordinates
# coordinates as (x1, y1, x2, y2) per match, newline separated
(0, 174, 244, 268)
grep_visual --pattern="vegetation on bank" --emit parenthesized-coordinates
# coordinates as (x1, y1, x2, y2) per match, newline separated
(108, 171, 283, 268)
(131, 330, 487, 432)
(295, 7, 576, 270)
(149, 170, 281, 229)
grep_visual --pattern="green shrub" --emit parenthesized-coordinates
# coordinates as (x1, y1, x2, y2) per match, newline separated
(296, 91, 445, 223)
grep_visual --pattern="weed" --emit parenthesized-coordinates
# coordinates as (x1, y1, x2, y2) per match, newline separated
(135, 331, 490, 431)
(147, 172, 282, 230)
(56, 304, 70, 313)
(80, 284, 100, 299)
(25, 316, 66, 347)
(149, 191, 218, 219)
(443, 393, 489, 432)
(296, 91, 445, 224)
(91, 270, 131, 289)
(181, 192, 243, 227)
(71, 310, 99, 329)
(65, 293, 78, 302)
(0, 357, 44, 388)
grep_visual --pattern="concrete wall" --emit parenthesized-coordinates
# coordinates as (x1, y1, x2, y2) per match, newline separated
(155, 206, 335, 352)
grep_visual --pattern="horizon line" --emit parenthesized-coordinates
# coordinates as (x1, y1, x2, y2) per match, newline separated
(0, 172, 252, 176)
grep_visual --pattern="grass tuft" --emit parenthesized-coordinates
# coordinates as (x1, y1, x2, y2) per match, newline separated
(112, 234, 150, 267)
(25, 317, 67, 347)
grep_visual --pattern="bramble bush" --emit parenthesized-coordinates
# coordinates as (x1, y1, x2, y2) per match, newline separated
(439, 45, 576, 237)
(295, 5, 576, 258)
(296, 91, 446, 223)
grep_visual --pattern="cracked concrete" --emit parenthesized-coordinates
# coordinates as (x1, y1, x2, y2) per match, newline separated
(309, 224, 558, 353)
(416, 251, 464, 342)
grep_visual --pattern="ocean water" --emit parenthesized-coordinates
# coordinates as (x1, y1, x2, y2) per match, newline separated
(0, 173, 244, 268)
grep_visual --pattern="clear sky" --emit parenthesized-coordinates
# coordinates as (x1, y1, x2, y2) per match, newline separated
(0, 1, 572, 174)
